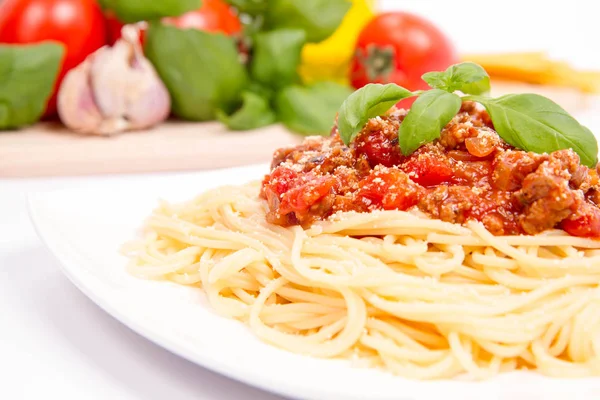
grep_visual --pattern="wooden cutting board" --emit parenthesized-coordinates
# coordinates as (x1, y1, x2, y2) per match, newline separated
(0, 82, 596, 178)
(0, 121, 299, 178)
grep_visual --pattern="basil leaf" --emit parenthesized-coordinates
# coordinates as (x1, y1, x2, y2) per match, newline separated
(470, 93, 599, 167)
(337, 83, 413, 145)
(145, 23, 248, 121)
(265, 0, 351, 43)
(103, 0, 201, 23)
(250, 29, 306, 90)
(225, 0, 267, 15)
(216, 91, 276, 130)
(420, 73, 447, 91)
(96, 0, 110, 9)
(276, 82, 353, 135)
(422, 62, 490, 95)
(246, 81, 275, 103)
(398, 89, 462, 155)
(0, 43, 64, 130)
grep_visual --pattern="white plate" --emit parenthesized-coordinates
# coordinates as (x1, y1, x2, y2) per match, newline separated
(29, 164, 600, 400)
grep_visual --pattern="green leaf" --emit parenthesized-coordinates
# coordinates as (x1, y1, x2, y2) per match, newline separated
(0, 42, 64, 130)
(250, 29, 306, 90)
(246, 81, 275, 102)
(420, 72, 447, 91)
(216, 91, 276, 130)
(145, 23, 248, 121)
(265, 0, 351, 43)
(398, 89, 462, 155)
(276, 82, 353, 135)
(422, 62, 490, 95)
(225, 0, 268, 15)
(96, 0, 110, 9)
(337, 83, 414, 145)
(468, 93, 599, 167)
(103, 0, 201, 23)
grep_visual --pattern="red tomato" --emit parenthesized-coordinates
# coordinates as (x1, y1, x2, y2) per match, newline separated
(0, 0, 107, 116)
(465, 136, 496, 158)
(561, 203, 600, 238)
(105, 10, 130, 46)
(164, 0, 241, 34)
(107, 0, 242, 45)
(350, 12, 458, 98)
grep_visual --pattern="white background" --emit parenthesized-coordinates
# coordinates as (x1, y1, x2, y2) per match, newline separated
(381, 0, 600, 69)
(2, 1, 600, 399)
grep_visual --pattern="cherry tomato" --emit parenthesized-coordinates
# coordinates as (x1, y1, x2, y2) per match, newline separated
(0, 0, 107, 116)
(107, 0, 242, 45)
(465, 136, 496, 158)
(350, 12, 458, 97)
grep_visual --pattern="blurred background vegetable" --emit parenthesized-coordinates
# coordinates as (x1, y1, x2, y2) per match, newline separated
(58, 26, 170, 135)
(275, 82, 353, 134)
(100, 0, 201, 23)
(1, 0, 600, 140)
(0, 0, 107, 116)
(0, 42, 64, 129)
(106, 0, 241, 45)
(349, 12, 457, 91)
(299, 0, 374, 85)
(145, 21, 247, 121)
(140, 0, 356, 135)
(1, 0, 358, 134)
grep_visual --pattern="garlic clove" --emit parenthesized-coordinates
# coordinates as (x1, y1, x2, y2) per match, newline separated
(89, 42, 130, 120)
(58, 24, 171, 136)
(57, 57, 104, 135)
(124, 58, 171, 129)
(121, 25, 171, 129)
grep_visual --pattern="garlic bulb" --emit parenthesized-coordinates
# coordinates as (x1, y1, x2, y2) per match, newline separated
(58, 25, 171, 135)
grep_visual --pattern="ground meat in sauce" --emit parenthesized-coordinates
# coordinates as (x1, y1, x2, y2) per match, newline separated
(261, 102, 600, 237)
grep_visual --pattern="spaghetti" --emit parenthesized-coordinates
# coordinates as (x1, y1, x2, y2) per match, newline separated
(125, 182, 600, 380)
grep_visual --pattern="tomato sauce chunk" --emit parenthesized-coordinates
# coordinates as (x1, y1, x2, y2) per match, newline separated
(261, 107, 600, 239)
(279, 174, 338, 216)
(402, 149, 453, 187)
(357, 167, 420, 210)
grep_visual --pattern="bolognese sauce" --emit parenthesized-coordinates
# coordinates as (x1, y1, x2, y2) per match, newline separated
(261, 102, 600, 238)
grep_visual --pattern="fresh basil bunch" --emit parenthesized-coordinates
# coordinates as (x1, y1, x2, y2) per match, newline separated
(5, 0, 352, 134)
(0, 43, 64, 130)
(100, 0, 201, 23)
(145, 0, 353, 134)
(337, 62, 599, 167)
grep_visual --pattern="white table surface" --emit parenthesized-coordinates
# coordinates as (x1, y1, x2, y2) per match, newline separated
(0, 176, 284, 400)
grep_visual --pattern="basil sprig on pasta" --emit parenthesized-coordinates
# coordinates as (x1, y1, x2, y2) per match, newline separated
(337, 62, 599, 167)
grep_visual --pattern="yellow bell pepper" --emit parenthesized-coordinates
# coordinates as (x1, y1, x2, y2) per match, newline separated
(299, 0, 375, 85)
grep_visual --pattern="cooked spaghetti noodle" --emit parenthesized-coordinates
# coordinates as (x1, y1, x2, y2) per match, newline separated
(125, 182, 600, 380)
